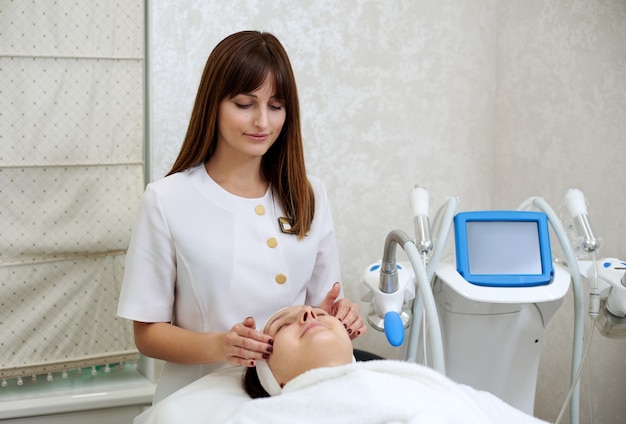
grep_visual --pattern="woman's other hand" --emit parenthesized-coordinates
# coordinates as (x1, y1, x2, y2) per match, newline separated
(223, 317, 274, 367)
(319, 282, 368, 340)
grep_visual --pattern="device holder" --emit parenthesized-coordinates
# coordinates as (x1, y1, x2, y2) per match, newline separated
(361, 262, 414, 346)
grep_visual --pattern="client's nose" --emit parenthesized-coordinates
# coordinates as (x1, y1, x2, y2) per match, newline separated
(299, 306, 317, 323)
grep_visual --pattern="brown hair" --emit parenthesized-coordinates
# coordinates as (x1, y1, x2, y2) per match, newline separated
(167, 31, 314, 238)
(242, 366, 270, 399)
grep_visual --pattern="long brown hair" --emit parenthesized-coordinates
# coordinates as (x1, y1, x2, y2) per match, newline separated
(167, 31, 314, 238)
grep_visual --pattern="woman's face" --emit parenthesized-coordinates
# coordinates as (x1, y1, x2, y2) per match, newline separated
(215, 75, 286, 162)
(263, 305, 354, 387)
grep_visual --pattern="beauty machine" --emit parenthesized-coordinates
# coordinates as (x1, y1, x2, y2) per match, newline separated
(362, 187, 626, 424)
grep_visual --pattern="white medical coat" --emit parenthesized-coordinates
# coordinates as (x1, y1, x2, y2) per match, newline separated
(117, 165, 341, 402)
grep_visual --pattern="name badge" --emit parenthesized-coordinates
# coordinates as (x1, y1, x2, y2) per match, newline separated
(278, 217, 296, 234)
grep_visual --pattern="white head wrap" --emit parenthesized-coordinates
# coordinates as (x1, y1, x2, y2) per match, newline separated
(256, 358, 283, 396)
(255, 307, 289, 396)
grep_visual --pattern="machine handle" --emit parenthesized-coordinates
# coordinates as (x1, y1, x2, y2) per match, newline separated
(384, 311, 404, 347)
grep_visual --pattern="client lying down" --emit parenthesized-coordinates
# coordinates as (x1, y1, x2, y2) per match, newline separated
(233, 305, 548, 423)
(135, 305, 549, 423)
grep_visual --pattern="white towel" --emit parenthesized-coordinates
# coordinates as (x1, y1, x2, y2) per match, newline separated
(226, 360, 550, 424)
(135, 360, 550, 424)
(133, 366, 250, 424)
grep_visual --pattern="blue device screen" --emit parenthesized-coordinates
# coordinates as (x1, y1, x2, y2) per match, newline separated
(454, 211, 553, 287)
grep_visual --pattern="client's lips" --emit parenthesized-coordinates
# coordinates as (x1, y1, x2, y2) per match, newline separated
(301, 322, 325, 337)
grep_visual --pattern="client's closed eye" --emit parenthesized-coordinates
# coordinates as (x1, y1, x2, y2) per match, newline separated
(267, 307, 335, 336)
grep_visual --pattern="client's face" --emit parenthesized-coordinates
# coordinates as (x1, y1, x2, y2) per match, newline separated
(263, 305, 353, 386)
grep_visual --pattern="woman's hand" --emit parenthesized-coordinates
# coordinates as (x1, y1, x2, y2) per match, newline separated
(223, 317, 274, 367)
(319, 282, 368, 340)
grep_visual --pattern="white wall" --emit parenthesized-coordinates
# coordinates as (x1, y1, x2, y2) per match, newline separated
(148, 1, 626, 422)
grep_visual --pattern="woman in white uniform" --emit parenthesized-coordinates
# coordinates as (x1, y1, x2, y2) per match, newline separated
(117, 30, 366, 403)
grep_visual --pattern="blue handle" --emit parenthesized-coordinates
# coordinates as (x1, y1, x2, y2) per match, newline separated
(383, 311, 404, 347)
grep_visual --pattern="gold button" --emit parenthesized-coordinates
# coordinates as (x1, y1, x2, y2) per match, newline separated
(275, 274, 287, 284)
(267, 237, 278, 248)
(255, 205, 265, 215)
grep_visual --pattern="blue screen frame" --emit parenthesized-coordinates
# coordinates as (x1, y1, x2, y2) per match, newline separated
(454, 211, 554, 287)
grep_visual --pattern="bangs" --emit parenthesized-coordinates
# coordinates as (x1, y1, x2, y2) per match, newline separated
(223, 45, 289, 103)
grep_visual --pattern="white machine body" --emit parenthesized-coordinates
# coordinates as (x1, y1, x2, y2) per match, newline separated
(432, 262, 570, 414)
